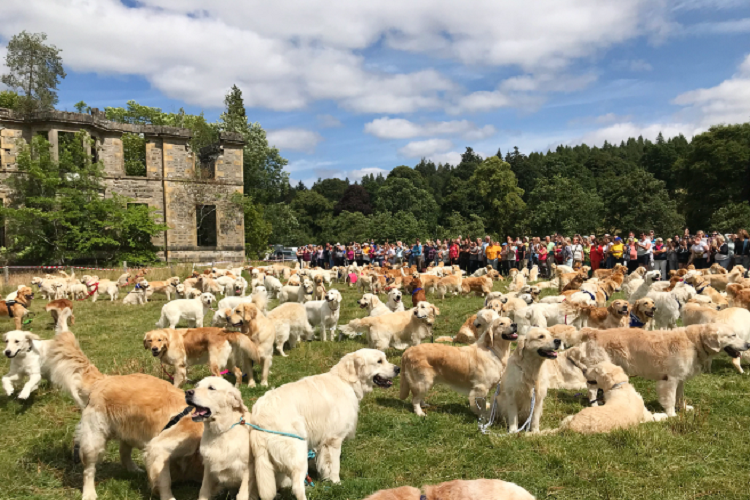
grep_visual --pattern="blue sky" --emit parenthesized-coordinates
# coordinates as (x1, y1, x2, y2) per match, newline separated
(1, 1, 749, 186)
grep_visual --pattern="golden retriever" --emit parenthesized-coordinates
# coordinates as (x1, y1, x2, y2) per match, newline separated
(185, 377, 253, 500)
(436, 299, 504, 344)
(1, 286, 33, 329)
(563, 299, 629, 329)
(494, 327, 561, 433)
(579, 324, 750, 416)
(680, 303, 750, 373)
(555, 362, 667, 433)
(143, 328, 245, 387)
(146, 276, 181, 301)
(400, 311, 518, 416)
(45, 298, 75, 332)
(250, 349, 399, 500)
(340, 302, 440, 350)
(362, 479, 535, 500)
(226, 303, 276, 387)
(461, 276, 493, 297)
(435, 274, 462, 299)
(684, 274, 729, 309)
(630, 297, 656, 329)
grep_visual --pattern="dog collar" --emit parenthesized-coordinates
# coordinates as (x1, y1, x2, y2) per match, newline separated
(696, 285, 706, 294)
(412, 287, 423, 295)
(420, 496, 427, 500)
(629, 312, 645, 328)
(603, 290, 610, 301)
(583, 290, 596, 302)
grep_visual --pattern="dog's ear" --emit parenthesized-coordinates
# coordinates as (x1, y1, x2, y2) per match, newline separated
(143, 335, 150, 350)
(334, 352, 361, 384)
(24, 332, 41, 341)
(702, 331, 722, 353)
(227, 388, 249, 413)
(431, 305, 441, 316)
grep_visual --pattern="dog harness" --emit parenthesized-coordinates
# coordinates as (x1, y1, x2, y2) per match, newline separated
(79, 282, 99, 301)
(5, 300, 16, 318)
(582, 290, 596, 303)
(629, 312, 645, 328)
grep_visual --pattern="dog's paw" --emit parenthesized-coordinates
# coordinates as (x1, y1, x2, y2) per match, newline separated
(685, 405, 694, 412)
(652, 413, 669, 422)
(17, 390, 31, 400)
(260, 381, 269, 387)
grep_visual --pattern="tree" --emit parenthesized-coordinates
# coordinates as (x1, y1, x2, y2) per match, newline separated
(527, 176, 604, 236)
(710, 202, 750, 235)
(0, 133, 166, 264)
(374, 177, 439, 229)
(232, 193, 272, 258)
(0, 90, 20, 110)
(599, 169, 684, 236)
(318, 211, 371, 244)
(291, 190, 335, 237)
(387, 165, 428, 190)
(312, 177, 349, 203)
(265, 203, 310, 246)
(470, 156, 526, 236)
(436, 212, 486, 241)
(74, 100, 90, 114)
(334, 184, 372, 215)
(1, 31, 66, 114)
(220, 85, 247, 133)
(369, 211, 429, 243)
(674, 123, 750, 230)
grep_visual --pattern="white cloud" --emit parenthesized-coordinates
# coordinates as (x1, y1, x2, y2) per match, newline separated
(0, 0, 672, 113)
(364, 117, 495, 140)
(672, 53, 750, 127)
(267, 128, 323, 153)
(450, 72, 598, 113)
(398, 138, 453, 158)
(317, 114, 342, 128)
(429, 151, 464, 165)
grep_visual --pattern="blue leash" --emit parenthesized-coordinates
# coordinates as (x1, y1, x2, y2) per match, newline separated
(232, 417, 317, 485)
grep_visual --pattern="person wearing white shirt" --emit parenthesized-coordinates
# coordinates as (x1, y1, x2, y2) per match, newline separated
(636, 232, 653, 269)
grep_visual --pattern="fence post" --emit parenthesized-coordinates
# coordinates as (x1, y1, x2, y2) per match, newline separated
(3, 266, 8, 286)
(169, 263, 174, 277)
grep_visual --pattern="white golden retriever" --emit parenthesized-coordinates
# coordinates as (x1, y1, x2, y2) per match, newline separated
(357, 293, 391, 317)
(250, 349, 400, 500)
(267, 302, 315, 356)
(386, 288, 405, 312)
(3, 330, 50, 399)
(185, 377, 253, 500)
(305, 289, 342, 341)
(155, 293, 217, 329)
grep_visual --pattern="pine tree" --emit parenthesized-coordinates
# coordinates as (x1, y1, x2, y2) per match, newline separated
(220, 85, 248, 133)
(1, 31, 66, 114)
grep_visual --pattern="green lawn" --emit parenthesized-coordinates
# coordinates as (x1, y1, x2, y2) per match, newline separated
(2, 275, 749, 500)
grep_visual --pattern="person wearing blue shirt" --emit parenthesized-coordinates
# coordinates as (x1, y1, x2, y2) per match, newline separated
(412, 239, 423, 271)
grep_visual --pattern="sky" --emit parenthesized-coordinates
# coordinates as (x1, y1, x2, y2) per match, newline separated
(1, 0, 749, 186)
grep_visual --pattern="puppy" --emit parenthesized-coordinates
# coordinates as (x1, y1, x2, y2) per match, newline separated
(556, 362, 667, 433)
(250, 349, 399, 500)
(400, 311, 518, 416)
(495, 327, 561, 433)
(362, 479, 536, 500)
(185, 377, 253, 500)
(155, 293, 217, 329)
(305, 289, 342, 341)
(340, 302, 440, 350)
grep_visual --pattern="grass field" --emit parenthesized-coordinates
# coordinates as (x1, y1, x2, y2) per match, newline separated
(2, 272, 750, 500)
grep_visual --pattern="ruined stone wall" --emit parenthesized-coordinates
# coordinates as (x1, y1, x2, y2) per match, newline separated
(0, 108, 245, 262)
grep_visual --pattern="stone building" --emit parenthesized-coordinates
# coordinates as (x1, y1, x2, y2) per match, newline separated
(0, 107, 245, 262)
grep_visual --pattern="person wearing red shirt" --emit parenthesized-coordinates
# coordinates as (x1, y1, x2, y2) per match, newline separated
(590, 237, 604, 271)
(449, 240, 459, 266)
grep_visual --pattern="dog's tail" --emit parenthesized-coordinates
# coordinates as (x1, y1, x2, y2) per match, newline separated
(398, 352, 413, 400)
(338, 318, 369, 339)
(44, 331, 105, 408)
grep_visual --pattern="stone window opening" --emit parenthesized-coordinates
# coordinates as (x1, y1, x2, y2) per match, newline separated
(123, 132, 147, 176)
(196, 204, 217, 247)
(198, 143, 223, 180)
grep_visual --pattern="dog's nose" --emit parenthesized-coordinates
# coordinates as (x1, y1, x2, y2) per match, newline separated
(185, 390, 194, 397)
(554, 339, 562, 348)
(4, 350, 10, 357)
(394, 366, 400, 374)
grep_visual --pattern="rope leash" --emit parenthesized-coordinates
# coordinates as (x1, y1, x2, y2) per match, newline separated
(477, 384, 535, 435)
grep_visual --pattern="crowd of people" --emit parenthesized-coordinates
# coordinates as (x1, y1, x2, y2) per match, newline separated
(288, 228, 750, 278)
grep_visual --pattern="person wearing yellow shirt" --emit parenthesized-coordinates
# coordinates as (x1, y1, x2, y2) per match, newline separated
(608, 236, 625, 265)
(485, 240, 501, 270)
